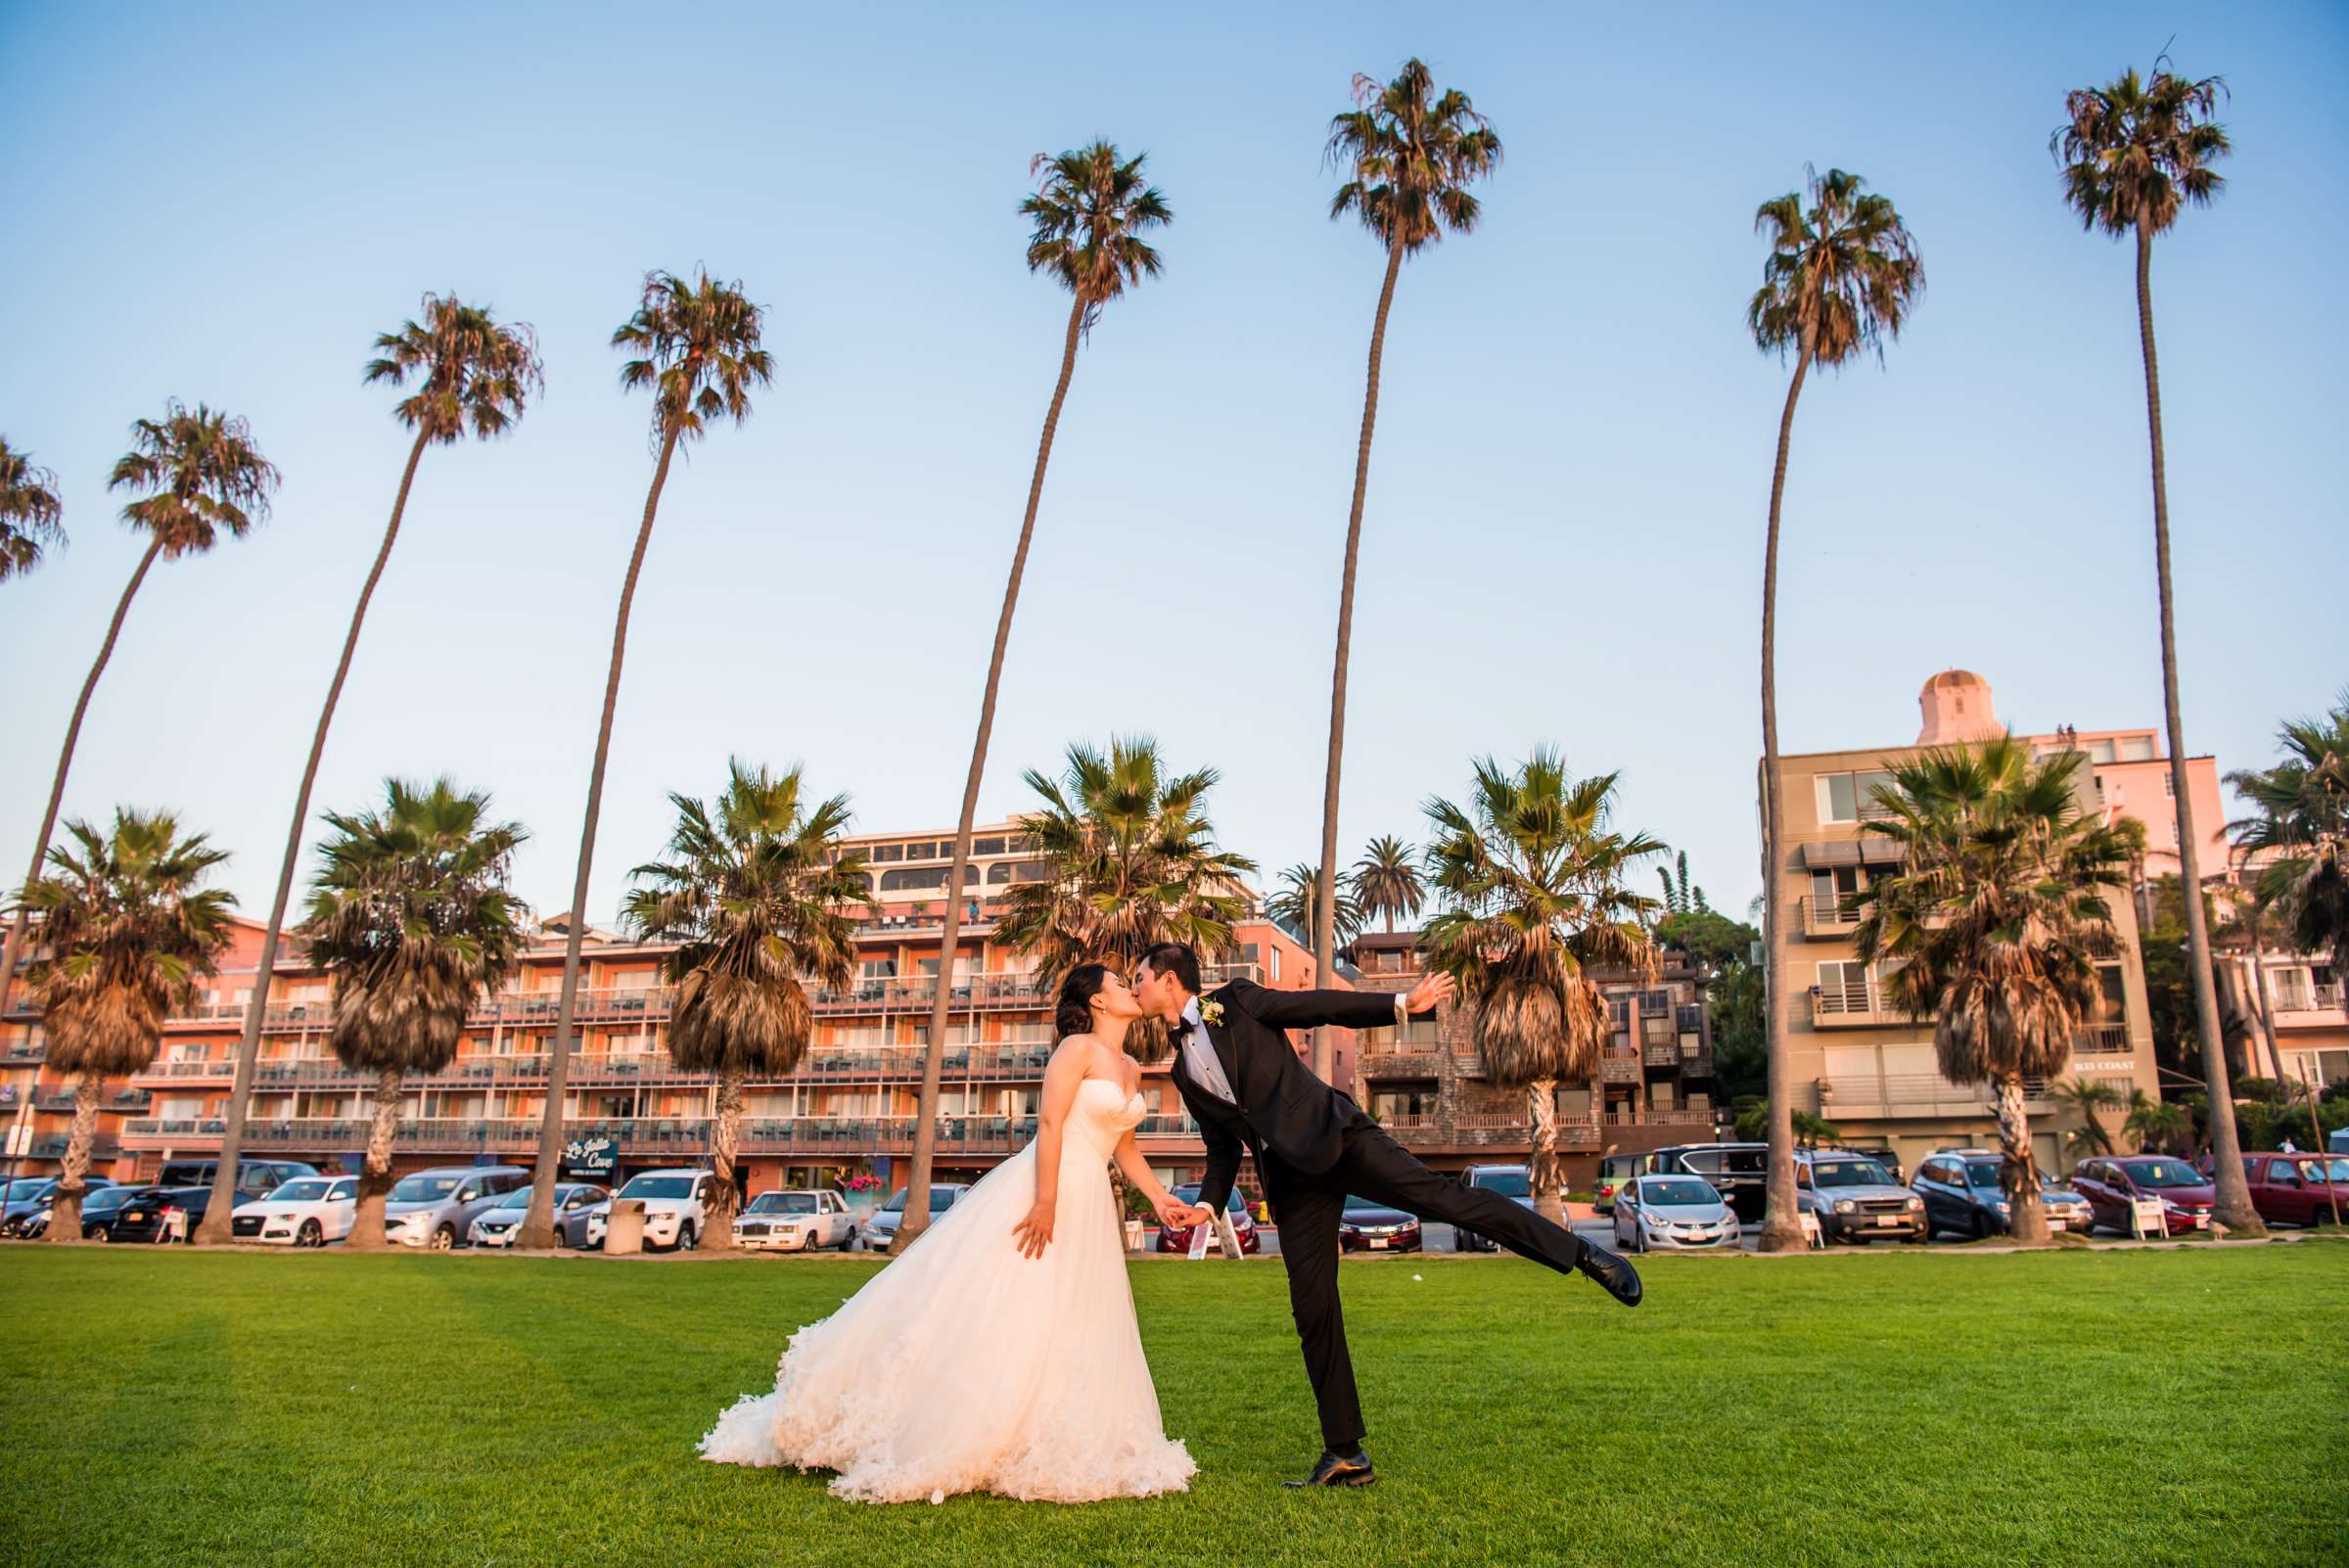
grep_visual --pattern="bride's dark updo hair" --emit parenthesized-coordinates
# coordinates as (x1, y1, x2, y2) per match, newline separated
(1055, 962, 1115, 1039)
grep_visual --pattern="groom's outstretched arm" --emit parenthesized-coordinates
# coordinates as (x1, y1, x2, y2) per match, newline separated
(1224, 976, 1411, 1034)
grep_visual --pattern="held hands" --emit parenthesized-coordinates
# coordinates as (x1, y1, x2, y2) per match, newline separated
(1012, 1201, 1055, 1259)
(1153, 1195, 1215, 1230)
(1404, 970, 1456, 1016)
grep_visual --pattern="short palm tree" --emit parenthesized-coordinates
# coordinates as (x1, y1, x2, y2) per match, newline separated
(2052, 62, 2254, 1233)
(1351, 835, 1425, 934)
(300, 779, 527, 1249)
(0, 405, 276, 1021)
(520, 270, 773, 1250)
(1268, 861, 1364, 948)
(1848, 740, 2132, 1243)
(1421, 751, 1662, 1224)
(1747, 166, 1922, 1253)
(200, 298, 541, 1244)
(2050, 1077, 2126, 1159)
(22, 809, 234, 1241)
(0, 438, 65, 582)
(996, 737, 1254, 1047)
(903, 142, 1171, 1243)
(2227, 692, 2349, 981)
(2124, 1089, 2192, 1156)
(622, 761, 869, 1251)
(1311, 59, 1500, 1083)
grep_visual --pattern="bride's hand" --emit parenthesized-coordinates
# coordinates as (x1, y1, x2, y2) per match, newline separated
(1012, 1202, 1055, 1258)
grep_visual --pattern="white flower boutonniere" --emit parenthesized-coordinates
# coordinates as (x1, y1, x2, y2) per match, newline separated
(1198, 998, 1224, 1027)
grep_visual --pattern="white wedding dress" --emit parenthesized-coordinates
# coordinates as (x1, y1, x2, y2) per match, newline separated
(699, 1075, 1196, 1504)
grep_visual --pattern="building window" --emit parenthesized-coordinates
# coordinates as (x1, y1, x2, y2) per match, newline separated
(972, 836, 1006, 856)
(881, 867, 947, 892)
(872, 843, 904, 863)
(1816, 770, 1898, 825)
(2119, 736, 2156, 761)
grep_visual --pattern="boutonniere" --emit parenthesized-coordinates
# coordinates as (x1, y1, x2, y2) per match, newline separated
(1198, 998, 1224, 1027)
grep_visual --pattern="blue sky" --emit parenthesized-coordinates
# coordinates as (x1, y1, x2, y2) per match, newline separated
(4, 2, 2343, 931)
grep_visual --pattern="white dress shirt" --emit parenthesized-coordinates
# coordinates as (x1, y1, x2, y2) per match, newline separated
(1172, 998, 1238, 1104)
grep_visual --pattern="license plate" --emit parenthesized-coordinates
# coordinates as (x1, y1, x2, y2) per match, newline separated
(2048, 1218, 2067, 1230)
(1875, 1216, 1902, 1225)
(1368, 1238, 1388, 1249)
(2193, 1214, 2209, 1228)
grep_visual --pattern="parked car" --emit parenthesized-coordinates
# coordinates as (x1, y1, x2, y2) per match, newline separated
(1819, 1143, 1906, 1184)
(1452, 1163, 1534, 1250)
(860, 1183, 969, 1254)
(229, 1176, 359, 1246)
(1911, 1150, 2092, 1238)
(1652, 1142, 1771, 1222)
(612, 1168, 718, 1252)
(1154, 1183, 1260, 1255)
(560, 1197, 610, 1251)
(1612, 1173, 1739, 1252)
(158, 1158, 319, 1202)
(730, 1188, 858, 1252)
(1795, 1151, 1925, 1244)
(2070, 1155, 2214, 1235)
(384, 1165, 532, 1250)
(106, 1185, 215, 1243)
(8, 1182, 138, 1240)
(467, 1182, 606, 1247)
(1593, 1154, 1643, 1217)
(1337, 1194, 1421, 1253)
(0, 1177, 115, 1235)
(2202, 1152, 2349, 1227)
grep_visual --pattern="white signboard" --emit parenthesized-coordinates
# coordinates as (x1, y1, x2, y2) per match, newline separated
(2130, 1198, 2167, 1239)
(1799, 1211, 1823, 1249)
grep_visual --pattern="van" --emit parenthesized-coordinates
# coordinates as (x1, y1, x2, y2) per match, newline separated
(157, 1158, 319, 1200)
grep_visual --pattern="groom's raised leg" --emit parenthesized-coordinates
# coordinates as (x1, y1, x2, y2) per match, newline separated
(1267, 1179, 1365, 1453)
(1337, 1127, 1587, 1275)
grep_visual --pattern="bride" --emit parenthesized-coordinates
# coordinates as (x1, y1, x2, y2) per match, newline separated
(699, 962, 1212, 1503)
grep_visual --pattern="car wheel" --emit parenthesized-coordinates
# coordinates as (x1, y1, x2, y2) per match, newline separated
(86, 1225, 109, 1242)
(679, 1222, 698, 1252)
(432, 1224, 456, 1250)
(839, 1225, 857, 1250)
(299, 1220, 324, 1248)
(1972, 1213, 1995, 1242)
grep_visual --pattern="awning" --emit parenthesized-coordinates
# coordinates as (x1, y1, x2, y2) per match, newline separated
(1860, 840, 1906, 866)
(1801, 842, 1861, 867)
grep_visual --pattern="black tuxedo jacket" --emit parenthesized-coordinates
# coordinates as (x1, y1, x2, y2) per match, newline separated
(1167, 978, 1410, 1212)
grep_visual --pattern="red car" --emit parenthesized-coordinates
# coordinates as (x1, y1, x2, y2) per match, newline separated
(2070, 1155, 2214, 1235)
(2204, 1152, 2349, 1227)
(1154, 1184, 1261, 1255)
(1336, 1194, 1421, 1253)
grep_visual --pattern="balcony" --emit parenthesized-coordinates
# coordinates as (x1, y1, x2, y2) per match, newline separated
(1595, 1046, 1640, 1084)
(1798, 896, 1860, 940)
(1359, 1049, 1446, 1079)
(2272, 983, 2348, 1024)
(1810, 980, 1911, 1029)
(1810, 1075, 2058, 1120)
(29, 1089, 152, 1115)
(1641, 1038, 1681, 1069)
(144, 1058, 240, 1081)
(20, 1134, 120, 1160)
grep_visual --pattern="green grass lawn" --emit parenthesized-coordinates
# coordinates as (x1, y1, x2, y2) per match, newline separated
(2, 1243, 2344, 1568)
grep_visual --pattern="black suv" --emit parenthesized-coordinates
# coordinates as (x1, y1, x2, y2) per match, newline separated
(1649, 1142, 1770, 1223)
(158, 1158, 319, 1201)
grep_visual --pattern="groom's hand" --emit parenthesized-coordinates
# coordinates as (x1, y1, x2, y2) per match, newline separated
(1154, 1196, 1214, 1230)
(1404, 971, 1456, 1016)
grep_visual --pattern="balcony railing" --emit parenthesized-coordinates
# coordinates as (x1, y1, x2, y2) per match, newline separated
(1811, 1075, 2059, 1119)
(1359, 1049, 1446, 1079)
(1798, 896, 1860, 939)
(1596, 1047, 1640, 1084)
(2274, 983, 2347, 1017)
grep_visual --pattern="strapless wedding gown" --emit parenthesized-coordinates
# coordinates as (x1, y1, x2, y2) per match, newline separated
(699, 1075, 1196, 1503)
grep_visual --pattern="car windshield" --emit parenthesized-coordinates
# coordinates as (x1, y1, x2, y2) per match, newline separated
(1640, 1178, 1718, 1207)
(1173, 1184, 1248, 1214)
(1, 1179, 54, 1202)
(620, 1176, 698, 1200)
(1809, 1160, 1893, 1187)
(2127, 1160, 2205, 1189)
(271, 1179, 337, 1203)
(1964, 1162, 2004, 1189)
(389, 1175, 463, 1203)
(84, 1188, 134, 1211)
(748, 1193, 817, 1214)
(1473, 1170, 1532, 1198)
(878, 1186, 958, 1215)
(484, 1188, 538, 1210)
(1343, 1196, 1402, 1216)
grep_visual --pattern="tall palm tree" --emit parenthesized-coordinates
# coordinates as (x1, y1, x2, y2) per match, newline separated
(0, 438, 66, 582)
(1848, 740, 2133, 1243)
(1747, 166, 1923, 1253)
(198, 297, 541, 1244)
(1268, 861, 1363, 948)
(299, 779, 527, 1249)
(0, 405, 276, 1021)
(1312, 59, 1500, 1084)
(901, 143, 1172, 1245)
(624, 762, 868, 1251)
(1421, 751, 1662, 1224)
(1351, 834, 1425, 934)
(518, 269, 773, 1251)
(2052, 62, 2254, 1233)
(22, 809, 234, 1240)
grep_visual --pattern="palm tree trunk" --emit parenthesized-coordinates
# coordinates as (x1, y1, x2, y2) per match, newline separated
(346, 1066, 403, 1250)
(519, 421, 683, 1250)
(0, 537, 164, 1018)
(903, 297, 1086, 1244)
(1755, 343, 1814, 1255)
(1313, 243, 1405, 1083)
(2245, 931, 2286, 1081)
(44, 1067, 105, 1244)
(1994, 1074, 2050, 1244)
(198, 430, 433, 1245)
(2133, 218, 2262, 1236)
(1527, 1078, 1563, 1226)
(700, 1066, 745, 1252)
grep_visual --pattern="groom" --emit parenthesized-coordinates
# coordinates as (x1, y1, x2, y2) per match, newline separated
(1133, 942, 1641, 1489)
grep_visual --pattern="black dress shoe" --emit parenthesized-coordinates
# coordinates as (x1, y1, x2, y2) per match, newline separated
(1577, 1242, 1642, 1307)
(1282, 1449, 1377, 1488)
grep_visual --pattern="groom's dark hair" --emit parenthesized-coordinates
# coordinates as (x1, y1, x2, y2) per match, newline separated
(1136, 942, 1202, 994)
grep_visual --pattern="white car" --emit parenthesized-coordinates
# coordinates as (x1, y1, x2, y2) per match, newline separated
(733, 1189, 857, 1252)
(1612, 1173, 1741, 1252)
(229, 1176, 359, 1247)
(615, 1168, 716, 1252)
